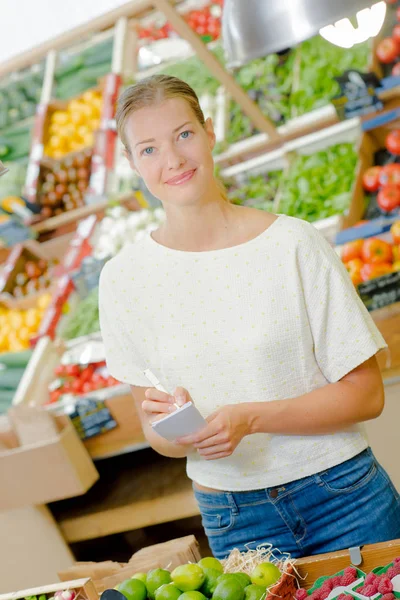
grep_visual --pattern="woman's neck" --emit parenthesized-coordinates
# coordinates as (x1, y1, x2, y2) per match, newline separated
(155, 197, 242, 252)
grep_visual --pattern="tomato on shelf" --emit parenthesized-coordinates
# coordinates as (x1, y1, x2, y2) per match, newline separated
(377, 185, 400, 213)
(345, 258, 364, 286)
(376, 38, 399, 64)
(360, 262, 393, 282)
(392, 221, 400, 244)
(361, 238, 393, 264)
(362, 166, 382, 192)
(386, 130, 400, 156)
(341, 239, 364, 263)
(46, 359, 120, 405)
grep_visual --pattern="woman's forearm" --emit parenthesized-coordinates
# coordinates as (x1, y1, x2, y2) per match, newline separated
(247, 357, 384, 436)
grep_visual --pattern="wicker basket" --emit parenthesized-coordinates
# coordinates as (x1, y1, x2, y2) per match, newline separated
(265, 564, 297, 600)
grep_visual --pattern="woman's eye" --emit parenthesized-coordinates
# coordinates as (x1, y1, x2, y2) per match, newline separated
(180, 130, 192, 139)
(142, 147, 154, 156)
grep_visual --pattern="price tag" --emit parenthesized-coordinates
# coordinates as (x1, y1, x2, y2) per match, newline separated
(332, 70, 383, 120)
(358, 271, 400, 311)
(67, 397, 117, 440)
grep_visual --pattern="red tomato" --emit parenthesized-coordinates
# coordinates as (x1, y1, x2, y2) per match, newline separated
(341, 239, 364, 263)
(362, 166, 382, 192)
(80, 365, 95, 382)
(360, 262, 393, 282)
(362, 238, 393, 264)
(195, 25, 207, 35)
(391, 221, 400, 244)
(379, 163, 400, 186)
(49, 390, 62, 404)
(386, 130, 400, 155)
(377, 38, 398, 64)
(82, 381, 93, 394)
(54, 364, 66, 377)
(377, 185, 400, 212)
(72, 379, 84, 395)
(91, 372, 104, 385)
(66, 364, 81, 377)
(393, 25, 400, 46)
(392, 63, 400, 77)
(62, 382, 73, 394)
(345, 258, 364, 286)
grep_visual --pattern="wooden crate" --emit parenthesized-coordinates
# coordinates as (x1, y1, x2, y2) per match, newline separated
(295, 538, 400, 589)
(0, 578, 98, 600)
(346, 97, 400, 230)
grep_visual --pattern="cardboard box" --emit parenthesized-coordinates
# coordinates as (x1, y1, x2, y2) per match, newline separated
(0, 505, 74, 593)
(0, 578, 98, 600)
(295, 538, 400, 589)
(58, 535, 201, 593)
(0, 409, 98, 510)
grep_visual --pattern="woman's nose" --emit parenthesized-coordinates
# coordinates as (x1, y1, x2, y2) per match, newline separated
(166, 147, 185, 169)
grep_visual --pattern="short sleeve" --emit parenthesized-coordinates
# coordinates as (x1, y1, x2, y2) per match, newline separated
(296, 223, 387, 383)
(99, 267, 151, 387)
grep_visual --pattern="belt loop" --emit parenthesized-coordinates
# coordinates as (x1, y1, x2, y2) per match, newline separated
(226, 492, 239, 515)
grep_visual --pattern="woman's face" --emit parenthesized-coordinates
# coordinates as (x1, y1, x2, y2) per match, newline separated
(124, 97, 216, 207)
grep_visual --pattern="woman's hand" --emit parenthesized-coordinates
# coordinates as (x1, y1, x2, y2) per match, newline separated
(177, 404, 252, 460)
(142, 386, 192, 423)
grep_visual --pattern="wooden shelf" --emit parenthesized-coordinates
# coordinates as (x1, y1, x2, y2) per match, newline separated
(31, 200, 108, 233)
(51, 450, 199, 543)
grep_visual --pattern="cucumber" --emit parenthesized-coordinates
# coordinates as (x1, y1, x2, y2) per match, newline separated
(0, 349, 32, 368)
(0, 389, 15, 414)
(0, 367, 26, 390)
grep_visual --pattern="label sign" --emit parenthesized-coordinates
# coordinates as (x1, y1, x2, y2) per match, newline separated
(332, 70, 383, 120)
(68, 397, 117, 440)
(358, 271, 400, 311)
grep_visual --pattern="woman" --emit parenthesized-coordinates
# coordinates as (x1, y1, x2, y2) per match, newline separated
(99, 74, 400, 559)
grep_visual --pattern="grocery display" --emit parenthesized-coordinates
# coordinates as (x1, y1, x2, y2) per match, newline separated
(46, 360, 120, 404)
(2, 1, 400, 591)
(0, 293, 52, 352)
(44, 89, 101, 158)
(341, 223, 400, 286)
(37, 148, 92, 219)
(114, 553, 289, 600)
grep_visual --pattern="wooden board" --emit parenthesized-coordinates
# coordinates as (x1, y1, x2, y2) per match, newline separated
(31, 200, 108, 234)
(0, 578, 98, 600)
(53, 452, 199, 543)
(295, 539, 400, 589)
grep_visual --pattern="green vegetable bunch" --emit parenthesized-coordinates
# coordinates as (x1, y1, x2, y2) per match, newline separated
(60, 287, 100, 341)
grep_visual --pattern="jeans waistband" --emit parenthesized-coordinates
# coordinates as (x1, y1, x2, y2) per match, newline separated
(193, 448, 372, 508)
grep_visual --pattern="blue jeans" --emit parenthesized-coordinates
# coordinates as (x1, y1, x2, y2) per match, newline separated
(193, 449, 400, 559)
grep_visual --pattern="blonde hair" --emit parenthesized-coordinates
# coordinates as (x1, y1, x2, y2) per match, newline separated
(116, 74, 229, 201)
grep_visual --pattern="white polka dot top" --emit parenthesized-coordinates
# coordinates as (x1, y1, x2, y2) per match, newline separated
(99, 215, 386, 491)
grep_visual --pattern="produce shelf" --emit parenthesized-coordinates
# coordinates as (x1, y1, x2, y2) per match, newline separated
(30, 200, 109, 234)
(52, 450, 199, 543)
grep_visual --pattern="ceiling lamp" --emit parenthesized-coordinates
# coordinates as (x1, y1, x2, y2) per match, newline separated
(222, 0, 387, 68)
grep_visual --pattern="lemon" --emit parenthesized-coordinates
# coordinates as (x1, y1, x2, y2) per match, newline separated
(200, 568, 221, 597)
(155, 584, 182, 600)
(118, 578, 147, 600)
(213, 578, 245, 600)
(132, 573, 147, 585)
(147, 569, 172, 600)
(231, 575, 251, 590)
(250, 564, 281, 588)
(244, 585, 266, 600)
(172, 564, 205, 592)
(179, 593, 207, 600)
(198, 558, 224, 574)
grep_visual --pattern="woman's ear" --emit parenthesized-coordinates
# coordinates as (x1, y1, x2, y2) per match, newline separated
(205, 117, 216, 151)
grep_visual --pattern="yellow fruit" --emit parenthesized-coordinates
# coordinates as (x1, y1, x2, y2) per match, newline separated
(68, 99, 85, 113)
(89, 118, 101, 131)
(24, 309, 41, 330)
(70, 111, 85, 125)
(9, 312, 23, 329)
(82, 132, 94, 147)
(49, 135, 62, 149)
(37, 294, 52, 311)
(18, 326, 32, 342)
(52, 111, 69, 125)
